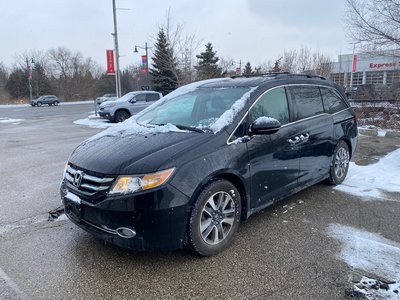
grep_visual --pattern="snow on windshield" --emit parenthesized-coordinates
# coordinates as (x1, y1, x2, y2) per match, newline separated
(210, 87, 257, 133)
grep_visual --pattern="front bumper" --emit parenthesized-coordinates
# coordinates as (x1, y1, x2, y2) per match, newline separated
(60, 180, 190, 251)
(98, 109, 113, 120)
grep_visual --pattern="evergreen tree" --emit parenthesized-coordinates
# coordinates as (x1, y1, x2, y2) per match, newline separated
(243, 62, 254, 75)
(6, 68, 29, 99)
(271, 57, 282, 73)
(32, 63, 52, 97)
(195, 43, 222, 80)
(150, 28, 179, 95)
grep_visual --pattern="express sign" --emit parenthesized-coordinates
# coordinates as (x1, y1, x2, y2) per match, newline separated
(369, 62, 398, 69)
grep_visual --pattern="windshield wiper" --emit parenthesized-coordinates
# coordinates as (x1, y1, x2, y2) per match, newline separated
(147, 123, 207, 133)
(173, 124, 205, 133)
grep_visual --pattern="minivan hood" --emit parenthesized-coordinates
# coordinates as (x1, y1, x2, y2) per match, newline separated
(69, 131, 212, 175)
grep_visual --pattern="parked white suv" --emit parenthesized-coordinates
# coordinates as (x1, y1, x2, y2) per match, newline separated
(99, 91, 162, 122)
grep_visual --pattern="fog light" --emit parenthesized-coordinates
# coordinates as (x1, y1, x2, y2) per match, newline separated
(116, 227, 136, 239)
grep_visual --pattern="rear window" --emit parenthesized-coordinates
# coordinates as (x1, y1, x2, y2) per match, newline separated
(146, 93, 160, 101)
(289, 86, 324, 120)
(320, 87, 348, 114)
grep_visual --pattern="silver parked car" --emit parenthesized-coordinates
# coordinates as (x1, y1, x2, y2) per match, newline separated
(31, 95, 59, 107)
(96, 93, 117, 105)
(99, 91, 162, 122)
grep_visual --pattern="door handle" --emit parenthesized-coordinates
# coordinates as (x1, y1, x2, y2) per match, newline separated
(288, 136, 301, 145)
(299, 132, 309, 142)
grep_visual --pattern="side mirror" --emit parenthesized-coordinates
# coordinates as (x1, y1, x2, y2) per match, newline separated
(250, 117, 281, 135)
(129, 98, 136, 104)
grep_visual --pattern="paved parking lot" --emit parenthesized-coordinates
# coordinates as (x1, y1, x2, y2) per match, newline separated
(0, 104, 399, 299)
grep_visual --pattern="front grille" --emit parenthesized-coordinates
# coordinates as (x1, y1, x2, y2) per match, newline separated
(65, 164, 115, 203)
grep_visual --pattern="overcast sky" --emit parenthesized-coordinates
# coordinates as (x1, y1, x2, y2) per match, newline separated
(0, 0, 352, 70)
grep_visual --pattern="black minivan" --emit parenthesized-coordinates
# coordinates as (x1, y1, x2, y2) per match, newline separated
(61, 74, 358, 256)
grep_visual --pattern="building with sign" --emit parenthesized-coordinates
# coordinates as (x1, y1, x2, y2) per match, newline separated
(330, 50, 400, 89)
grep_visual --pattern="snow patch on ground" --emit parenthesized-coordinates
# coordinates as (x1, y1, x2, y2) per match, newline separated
(327, 224, 400, 282)
(74, 115, 117, 129)
(0, 100, 93, 108)
(328, 224, 400, 299)
(0, 117, 24, 124)
(0, 224, 23, 236)
(350, 276, 400, 300)
(335, 148, 400, 200)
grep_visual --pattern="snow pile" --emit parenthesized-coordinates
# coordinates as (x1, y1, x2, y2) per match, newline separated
(210, 87, 257, 133)
(335, 148, 400, 199)
(253, 116, 277, 125)
(74, 115, 117, 129)
(327, 224, 400, 299)
(350, 276, 400, 299)
(0, 117, 24, 124)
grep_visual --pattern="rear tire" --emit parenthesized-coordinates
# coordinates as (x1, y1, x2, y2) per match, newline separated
(54, 101, 59, 106)
(115, 110, 130, 122)
(327, 140, 350, 185)
(187, 179, 241, 256)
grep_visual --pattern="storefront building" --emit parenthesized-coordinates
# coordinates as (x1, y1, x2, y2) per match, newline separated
(330, 50, 400, 89)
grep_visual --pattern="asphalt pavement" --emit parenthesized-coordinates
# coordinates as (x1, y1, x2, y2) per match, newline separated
(0, 104, 399, 300)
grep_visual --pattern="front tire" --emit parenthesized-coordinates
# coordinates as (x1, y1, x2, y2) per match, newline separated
(187, 179, 241, 256)
(54, 101, 59, 106)
(114, 110, 130, 122)
(37, 101, 42, 107)
(327, 140, 350, 185)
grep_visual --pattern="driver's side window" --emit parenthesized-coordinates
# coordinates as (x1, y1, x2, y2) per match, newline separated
(250, 87, 289, 125)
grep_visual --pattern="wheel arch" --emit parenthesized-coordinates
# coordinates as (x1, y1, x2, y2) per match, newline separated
(189, 170, 249, 221)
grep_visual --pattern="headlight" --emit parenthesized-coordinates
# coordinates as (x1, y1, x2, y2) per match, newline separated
(110, 168, 175, 194)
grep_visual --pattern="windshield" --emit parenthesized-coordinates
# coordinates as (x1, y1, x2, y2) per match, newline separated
(136, 87, 251, 131)
(116, 92, 135, 102)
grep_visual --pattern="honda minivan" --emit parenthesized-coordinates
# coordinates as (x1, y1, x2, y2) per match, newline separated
(60, 74, 358, 256)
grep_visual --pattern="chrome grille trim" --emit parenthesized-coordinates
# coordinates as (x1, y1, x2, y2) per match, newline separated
(65, 164, 115, 195)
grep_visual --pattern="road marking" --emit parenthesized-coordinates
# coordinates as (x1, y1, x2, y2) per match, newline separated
(0, 267, 30, 300)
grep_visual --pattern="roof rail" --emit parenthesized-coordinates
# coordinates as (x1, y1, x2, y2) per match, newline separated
(230, 72, 290, 79)
(275, 73, 327, 80)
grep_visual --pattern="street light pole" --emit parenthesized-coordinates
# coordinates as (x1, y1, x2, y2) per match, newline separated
(134, 42, 152, 88)
(112, 0, 121, 97)
(26, 58, 33, 102)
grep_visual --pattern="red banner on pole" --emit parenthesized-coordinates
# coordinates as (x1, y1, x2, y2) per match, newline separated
(141, 55, 148, 73)
(352, 54, 357, 73)
(106, 50, 115, 75)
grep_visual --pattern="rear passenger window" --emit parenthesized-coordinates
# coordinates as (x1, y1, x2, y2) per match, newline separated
(135, 94, 146, 102)
(289, 86, 324, 120)
(146, 93, 160, 101)
(320, 88, 348, 114)
(250, 87, 289, 125)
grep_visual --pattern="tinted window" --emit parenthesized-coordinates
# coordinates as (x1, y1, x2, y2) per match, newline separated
(135, 94, 146, 102)
(146, 93, 160, 101)
(289, 86, 324, 120)
(250, 87, 289, 125)
(320, 88, 348, 114)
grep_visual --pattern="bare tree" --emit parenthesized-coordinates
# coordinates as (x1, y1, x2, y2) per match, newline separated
(345, 0, 400, 51)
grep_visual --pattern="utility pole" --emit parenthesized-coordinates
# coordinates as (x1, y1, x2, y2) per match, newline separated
(112, 0, 122, 97)
(26, 58, 33, 102)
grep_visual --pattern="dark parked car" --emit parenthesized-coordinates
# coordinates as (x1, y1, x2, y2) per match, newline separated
(60, 74, 358, 256)
(31, 95, 59, 106)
